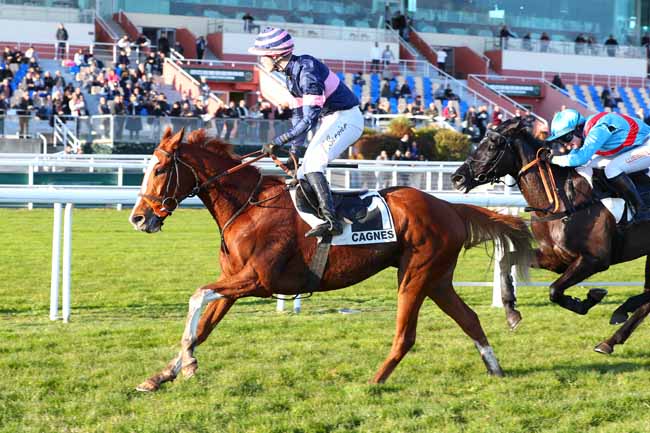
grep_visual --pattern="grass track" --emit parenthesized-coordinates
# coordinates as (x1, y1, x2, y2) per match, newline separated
(2, 208, 650, 433)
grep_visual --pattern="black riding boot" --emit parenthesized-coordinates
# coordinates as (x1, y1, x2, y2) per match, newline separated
(304, 172, 343, 238)
(610, 173, 650, 224)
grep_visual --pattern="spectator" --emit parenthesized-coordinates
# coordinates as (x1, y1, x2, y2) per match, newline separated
(15, 93, 33, 138)
(443, 85, 459, 101)
(381, 45, 395, 69)
(236, 99, 249, 117)
(134, 34, 150, 63)
(380, 81, 391, 99)
(375, 150, 390, 188)
(477, 105, 489, 137)
(492, 105, 503, 126)
(463, 106, 481, 143)
(391, 10, 407, 39)
(369, 42, 381, 73)
(522, 33, 532, 51)
(398, 133, 412, 152)
(157, 34, 170, 57)
(242, 12, 255, 33)
(353, 71, 366, 88)
(117, 50, 130, 66)
(73, 49, 85, 67)
(442, 103, 458, 125)
(586, 34, 596, 55)
(98, 95, 111, 134)
(55, 23, 68, 60)
(199, 76, 211, 102)
(424, 102, 439, 119)
(499, 24, 514, 49)
(551, 74, 566, 90)
(112, 94, 126, 140)
(196, 36, 206, 63)
(540, 32, 550, 52)
(0, 93, 6, 135)
(435, 48, 447, 71)
(605, 34, 618, 57)
(642, 32, 650, 58)
(125, 94, 143, 139)
(575, 33, 586, 54)
(117, 35, 131, 56)
(399, 81, 412, 98)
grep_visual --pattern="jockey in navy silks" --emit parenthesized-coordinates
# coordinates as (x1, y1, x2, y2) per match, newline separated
(548, 108, 650, 224)
(249, 27, 363, 237)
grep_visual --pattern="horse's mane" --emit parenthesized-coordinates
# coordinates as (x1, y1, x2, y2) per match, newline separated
(186, 129, 239, 161)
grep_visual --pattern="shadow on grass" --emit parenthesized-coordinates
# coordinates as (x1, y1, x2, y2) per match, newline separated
(507, 360, 650, 377)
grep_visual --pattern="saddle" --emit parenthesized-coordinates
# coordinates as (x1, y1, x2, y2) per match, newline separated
(294, 179, 370, 224)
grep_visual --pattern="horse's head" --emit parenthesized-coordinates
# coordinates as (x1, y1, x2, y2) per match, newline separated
(452, 116, 538, 193)
(130, 127, 200, 233)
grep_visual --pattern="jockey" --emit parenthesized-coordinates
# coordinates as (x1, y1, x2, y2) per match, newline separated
(548, 108, 650, 223)
(249, 27, 363, 238)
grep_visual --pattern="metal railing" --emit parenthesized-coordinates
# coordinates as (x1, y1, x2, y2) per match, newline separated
(488, 37, 646, 59)
(0, 155, 510, 195)
(53, 116, 81, 151)
(0, 114, 52, 138)
(207, 18, 398, 43)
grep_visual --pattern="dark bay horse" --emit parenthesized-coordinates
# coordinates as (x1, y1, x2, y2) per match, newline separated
(451, 116, 650, 354)
(129, 127, 533, 392)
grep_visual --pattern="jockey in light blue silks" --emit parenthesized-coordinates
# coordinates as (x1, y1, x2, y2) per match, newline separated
(249, 27, 363, 237)
(548, 108, 650, 223)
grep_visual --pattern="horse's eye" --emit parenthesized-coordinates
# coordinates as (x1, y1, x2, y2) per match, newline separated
(154, 167, 168, 176)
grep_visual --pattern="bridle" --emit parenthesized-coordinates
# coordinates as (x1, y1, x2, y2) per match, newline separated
(468, 130, 571, 217)
(138, 147, 296, 229)
(465, 131, 512, 185)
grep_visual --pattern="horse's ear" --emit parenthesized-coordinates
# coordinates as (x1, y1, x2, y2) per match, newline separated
(519, 115, 537, 132)
(161, 127, 185, 152)
(161, 126, 173, 141)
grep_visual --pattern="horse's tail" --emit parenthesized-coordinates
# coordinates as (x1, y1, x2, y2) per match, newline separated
(452, 204, 533, 280)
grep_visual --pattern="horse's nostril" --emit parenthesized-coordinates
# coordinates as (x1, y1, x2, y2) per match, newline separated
(131, 214, 145, 225)
(452, 174, 465, 185)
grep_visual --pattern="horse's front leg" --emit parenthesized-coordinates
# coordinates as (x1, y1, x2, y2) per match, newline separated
(136, 272, 269, 392)
(548, 254, 609, 315)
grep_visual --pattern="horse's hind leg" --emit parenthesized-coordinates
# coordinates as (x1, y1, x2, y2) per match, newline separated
(136, 295, 235, 392)
(428, 281, 504, 377)
(595, 301, 650, 355)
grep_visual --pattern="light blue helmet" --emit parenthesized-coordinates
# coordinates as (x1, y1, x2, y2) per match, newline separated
(547, 109, 586, 141)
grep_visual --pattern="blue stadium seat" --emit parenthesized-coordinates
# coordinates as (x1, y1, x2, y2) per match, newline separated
(571, 85, 588, 106)
(618, 86, 635, 115)
(587, 85, 604, 111)
(632, 87, 649, 114)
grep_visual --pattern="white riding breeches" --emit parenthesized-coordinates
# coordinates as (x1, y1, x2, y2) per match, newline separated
(588, 136, 650, 178)
(297, 106, 364, 179)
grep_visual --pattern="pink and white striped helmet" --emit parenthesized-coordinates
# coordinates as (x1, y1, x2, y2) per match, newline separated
(248, 27, 294, 57)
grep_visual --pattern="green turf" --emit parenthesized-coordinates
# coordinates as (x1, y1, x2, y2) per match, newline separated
(2, 208, 650, 433)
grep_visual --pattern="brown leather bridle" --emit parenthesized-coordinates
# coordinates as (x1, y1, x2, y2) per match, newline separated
(138, 147, 296, 222)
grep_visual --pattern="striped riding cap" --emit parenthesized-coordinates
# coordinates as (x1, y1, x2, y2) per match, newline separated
(248, 27, 294, 57)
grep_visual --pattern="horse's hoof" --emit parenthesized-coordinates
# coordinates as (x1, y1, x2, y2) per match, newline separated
(506, 310, 522, 331)
(610, 309, 629, 325)
(135, 378, 160, 392)
(182, 360, 198, 378)
(588, 288, 608, 303)
(594, 342, 613, 355)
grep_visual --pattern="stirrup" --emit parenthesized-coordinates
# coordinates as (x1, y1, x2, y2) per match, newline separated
(305, 219, 342, 238)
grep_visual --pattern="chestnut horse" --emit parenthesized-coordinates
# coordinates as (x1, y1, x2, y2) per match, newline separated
(452, 116, 650, 354)
(129, 127, 533, 392)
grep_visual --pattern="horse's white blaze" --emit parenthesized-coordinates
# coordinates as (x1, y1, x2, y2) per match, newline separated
(182, 289, 224, 345)
(129, 155, 159, 225)
(474, 341, 501, 373)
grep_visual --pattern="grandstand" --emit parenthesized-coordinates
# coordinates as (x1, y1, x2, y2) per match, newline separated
(0, 0, 647, 155)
